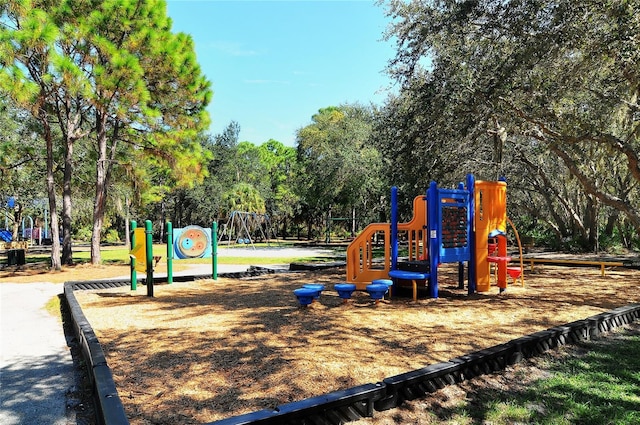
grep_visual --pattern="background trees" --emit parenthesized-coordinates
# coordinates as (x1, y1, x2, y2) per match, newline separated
(1, 0, 212, 265)
(0, 98, 47, 242)
(1, 2, 64, 269)
(0, 0, 637, 263)
(296, 104, 384, 238)
(379, 0, 639, 250)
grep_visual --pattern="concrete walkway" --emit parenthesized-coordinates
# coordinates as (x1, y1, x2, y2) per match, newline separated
(0, 283, 74, 425)
(0, 246, 335, 424)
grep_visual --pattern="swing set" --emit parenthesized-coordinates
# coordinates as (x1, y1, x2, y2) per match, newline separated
(218, 211, 278, 248)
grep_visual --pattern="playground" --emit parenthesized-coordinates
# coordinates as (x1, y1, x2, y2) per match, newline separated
(74, 261, 640, 424)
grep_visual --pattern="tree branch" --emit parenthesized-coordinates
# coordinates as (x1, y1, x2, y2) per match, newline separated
(500, 96, 640, 184)
(548, 144, 640, 235)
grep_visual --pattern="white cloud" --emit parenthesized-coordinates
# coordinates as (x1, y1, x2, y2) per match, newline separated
(210, 41, 261, 57)
(243, 79, 291, 85)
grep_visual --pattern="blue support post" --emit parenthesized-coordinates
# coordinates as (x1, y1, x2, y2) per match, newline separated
(427, 181, 439, 298)
(458, 182, 467, 290)
(467, 173, 476, 295)
(390, 186, 398, 271)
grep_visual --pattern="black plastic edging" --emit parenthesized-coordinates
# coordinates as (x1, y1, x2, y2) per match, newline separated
(622, 259, 640, 269)
(65, 274, 640, 425)
(63, 282, 129, 425)
(210, 383, 386, 425)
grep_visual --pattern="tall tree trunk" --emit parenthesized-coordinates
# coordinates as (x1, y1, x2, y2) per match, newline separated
(160, 201, 165, 243)
(91, 113, 118, 264)
(62, 138, 73, 265)
(91, 112, 108, 265)
(42, 113, 61, 271)
(59, 108, 86, 265)
(11, 202, 22, 241)
(125, 197, 131, 248)
(585, 196, 598, 252)
(282, 217, 287, 239)
(176, 195, 182, 228)
(351, 206, 356, 238)
(604, 210, 619, 237)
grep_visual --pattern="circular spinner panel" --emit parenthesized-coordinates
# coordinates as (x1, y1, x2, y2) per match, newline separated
(174, 225, 210, 259)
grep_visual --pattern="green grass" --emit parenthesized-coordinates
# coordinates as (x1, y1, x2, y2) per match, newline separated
(178, 255, 331, 265)
(16, 243, 342, 266)
(74, 245, 167, 264)
(437, 329, 640, 424)
(44, 295, 61, 321)
(9, 246, 147, 266)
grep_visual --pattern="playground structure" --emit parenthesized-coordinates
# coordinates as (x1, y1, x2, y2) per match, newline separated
(129, 220, 218, 296)
(1, 197, 49, 265)
(346, 174, 525, 299)
(218, 211, 277, 248)
(1, 196, 51, 248)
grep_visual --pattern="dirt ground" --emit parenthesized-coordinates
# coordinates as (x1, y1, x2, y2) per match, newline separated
(74, 264, 640, 424)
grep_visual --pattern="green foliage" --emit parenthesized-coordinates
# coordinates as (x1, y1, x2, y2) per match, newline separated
(162, 123, 303, 237)
(296, 103, 384, 232)
(74, 227, 92, 242)
(73, 226, 122, 244)
(1, 0, 213, 263)
(380, 0, 640, 249)
(3, 0, 638, 252)
(158, 123, 238, 227)
(256, 139, 300, 232)
(102, 228, 120, 244)
(221, 182, 266, 216)
(0, 98, 45, 200)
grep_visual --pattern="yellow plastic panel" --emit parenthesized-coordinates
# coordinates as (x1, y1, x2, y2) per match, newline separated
(474, 181, 507, 292)
(130, 228, 147, 272)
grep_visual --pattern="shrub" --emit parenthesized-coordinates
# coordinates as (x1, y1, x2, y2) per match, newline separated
(102, 229, 121, 244)
(74, 227, 93, 242)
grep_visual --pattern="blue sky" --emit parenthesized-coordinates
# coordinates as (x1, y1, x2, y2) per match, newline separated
(166, 0, 397, 147)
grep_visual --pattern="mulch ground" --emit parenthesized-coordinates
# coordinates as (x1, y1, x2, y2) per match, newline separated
(74, 264, 640, 424)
